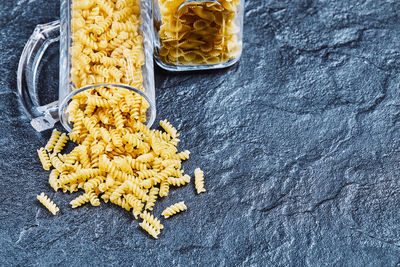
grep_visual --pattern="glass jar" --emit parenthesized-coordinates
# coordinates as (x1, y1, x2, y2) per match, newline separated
(18, 0, 155, 132)
(153, 0, 244, 71)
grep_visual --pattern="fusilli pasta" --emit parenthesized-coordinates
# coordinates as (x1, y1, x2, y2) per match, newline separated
(139, 220, 160, 239)
(161, 201, 187, 218)
(45, 129, 61, 152)
(37, 192, 60, 215)
(34, 0, 201, 240)
(194, 168, 206, 194)
(37, 147, 52, 170)
(140, 210, 163, 230)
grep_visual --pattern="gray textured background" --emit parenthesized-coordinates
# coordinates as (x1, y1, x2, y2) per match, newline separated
(1, 0, 400, 266)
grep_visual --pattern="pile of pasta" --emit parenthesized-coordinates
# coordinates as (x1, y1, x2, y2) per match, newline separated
(157, 0, 241, 65)
(37, 120, 205, 238)
(35, 0, 206, 239)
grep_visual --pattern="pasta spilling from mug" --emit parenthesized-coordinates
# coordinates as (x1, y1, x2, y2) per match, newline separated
(35, 0, 205, 239)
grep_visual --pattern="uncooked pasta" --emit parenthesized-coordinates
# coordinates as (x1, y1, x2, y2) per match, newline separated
(156, 0, 242, 66)
(34, 0, 205, 239)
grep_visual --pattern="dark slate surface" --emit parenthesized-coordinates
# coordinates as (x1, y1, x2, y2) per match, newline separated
(1, 0, 400, 266)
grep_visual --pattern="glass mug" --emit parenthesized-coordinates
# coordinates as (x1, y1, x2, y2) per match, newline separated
(153, 0, 244, 71)
(18, 0, 155, 132)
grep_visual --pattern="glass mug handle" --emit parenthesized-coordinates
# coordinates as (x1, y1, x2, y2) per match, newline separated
(17, 20, 60, 132)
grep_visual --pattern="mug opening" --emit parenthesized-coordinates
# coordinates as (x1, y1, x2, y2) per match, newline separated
(58, 84, 156, 133)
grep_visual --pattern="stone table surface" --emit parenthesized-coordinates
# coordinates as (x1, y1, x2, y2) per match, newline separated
(1, 0, 400, 266)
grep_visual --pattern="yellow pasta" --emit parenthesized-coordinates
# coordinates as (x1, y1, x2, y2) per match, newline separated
(161, 201, 187, 218)
(70, 193, 90, 208)
(87, 191, 101, 206)
(156, 0, 241, 65)
(160, 143, 178, 159)
(125, 194, 144, 219)
(37, 192, 60, 215)
(140, 211, 163, 230)
(139, 220, 160, 239)
(160, 119, 179, 138)
(115, 198, 133, 211)
(136, 152, 155, 163)
(37, 147, 52, 171)
(173, 150, 190, 160)
(35, 0, 205, 239)
(168, 174, 190, 187)
(84, 176, 105, 192)
(145, 187, 159, 211)
(48, 169, 60, 192)
(45, 129, 61, 152)
(161, 159, 181, 168)
(123, 180, 149, 202)
(52, 133, 69, 156)
(194, 168, 206, 194)
(50, 155, 69, 172)
(126, 156, 148, 171)
(77, 145, 91, 168)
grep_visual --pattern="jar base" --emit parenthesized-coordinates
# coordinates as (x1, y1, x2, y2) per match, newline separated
(154, 54, 242, 72)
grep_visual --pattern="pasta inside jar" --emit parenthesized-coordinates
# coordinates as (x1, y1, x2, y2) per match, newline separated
(154, 0, 244, 71)
(60, 0, 156, 133)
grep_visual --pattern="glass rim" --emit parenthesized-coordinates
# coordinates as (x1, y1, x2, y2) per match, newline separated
(58, 83, 156, 132)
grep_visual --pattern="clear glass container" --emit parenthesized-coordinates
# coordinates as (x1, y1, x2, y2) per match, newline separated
(18, 0, 155, 132)
(153, 0, 244, 71)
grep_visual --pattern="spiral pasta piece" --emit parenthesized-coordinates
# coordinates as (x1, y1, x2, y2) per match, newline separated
(160, 143, 178, 159)
(110, 182, 127, 202)
(110, 129, 123, 147)
(63, 183, 79, 193)
(90, 143, 104, 168)
(140, 211, 163, 230)
(126, 156, 148, 171)
(123, 180, 149, 202)
(194, 168, 206, 194)
(70, 193, 90, 208)
(51, 155, 69, 172)
(136, 152, 155, 163)
(139, 220, 160, 239)
(110, 196, 131, 211)
(125, 194, 144, 219)
(87, 191, 101, 206)
(171, 150, 190, 160)
(145, 187, 159, 211)
(113, 157, 133, 174)
(37, 193, 60, 215)
(37, 147, 52, 171)
(52, 133, 69, 156)
(168, 174, 190, 187)
(123, 133, 143, 148)
(153, 166, 176, 183)
(152, 130, 172, 142)
(116, 0, 133, 9)
(48, 169, 60, 192)
(77, 145, 91, 168)
(84, 176, 105, 192)
(136, 169, 158, 179)
(161, 201, 187, 218)
(59, 168, 104, 186)
(160, 120, 179, 138)
(162, 159, 181, 169)
(159, 180, 169, 197)
(45, 129, 62, 152)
